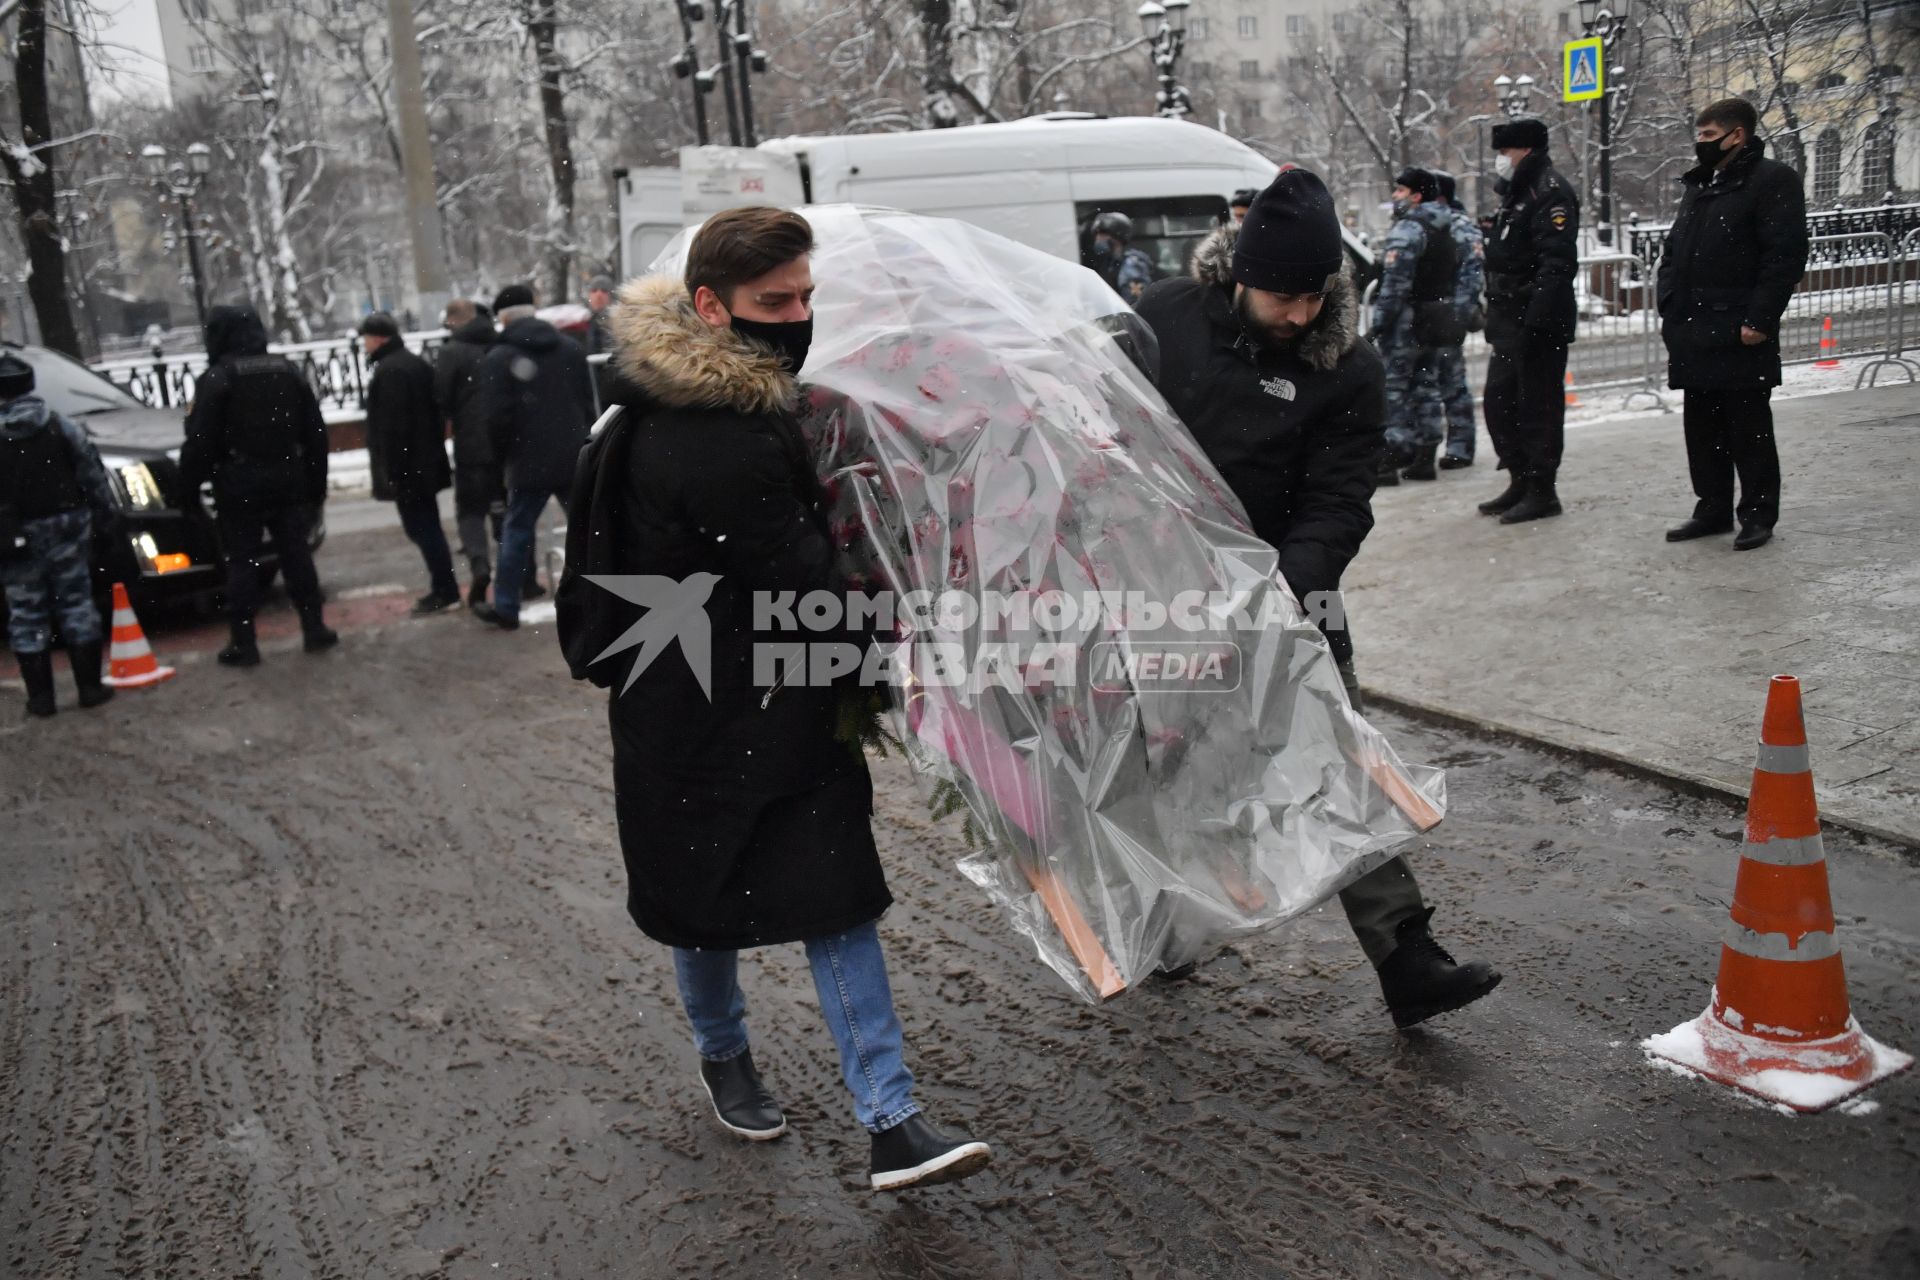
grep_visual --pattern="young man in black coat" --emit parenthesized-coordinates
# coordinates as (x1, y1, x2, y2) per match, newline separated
(433, 298, 504, 605)
(470, 284, 595, 630)
(1478, 117, 1580, 524)
(1135, 168, 1501, 1029)
(557, 206, 992, 1192)
(181, 304, 337, 665)
(1657, 98, 1810, 551)
(361, 312, 460, 613)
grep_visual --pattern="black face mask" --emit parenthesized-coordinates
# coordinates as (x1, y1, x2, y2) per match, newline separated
(1695, 135, 1738, 169)
(730, 314, 813, 374)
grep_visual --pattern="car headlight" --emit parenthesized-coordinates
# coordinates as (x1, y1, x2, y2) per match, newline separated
(110, 460, 168, 513)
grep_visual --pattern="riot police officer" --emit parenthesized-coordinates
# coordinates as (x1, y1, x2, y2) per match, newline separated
(1368, 167, 1459, 484)
(1478, 118, 1579, 523)
(1431, 170, 1485, 468)
(1085, 212, 1156, 306)
(0, 352, 117, 717)
(179, 305, 336, 666)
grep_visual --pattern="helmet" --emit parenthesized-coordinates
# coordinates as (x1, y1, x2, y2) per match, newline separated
(1091, 211, 1133, 241)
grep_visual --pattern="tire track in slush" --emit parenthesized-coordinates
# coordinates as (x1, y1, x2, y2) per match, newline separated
(3, 620, 1915, 1278)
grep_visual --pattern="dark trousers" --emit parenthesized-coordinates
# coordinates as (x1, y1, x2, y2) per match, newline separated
(1484, 338, 1569, 480)
(394, 493, 459, 597)
(492, 486, 565, 619)
(218, 502, 323, 625)
(1683, 388, 1779, 529)
(1331, 669, 1428, 965)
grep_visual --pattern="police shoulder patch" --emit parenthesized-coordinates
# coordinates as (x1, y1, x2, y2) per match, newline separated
(1549, 206, 1570, 231)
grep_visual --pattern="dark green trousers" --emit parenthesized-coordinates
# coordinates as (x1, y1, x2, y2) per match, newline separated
(1333, 657, 1429, 967)
(1340, 856, 1427, 968)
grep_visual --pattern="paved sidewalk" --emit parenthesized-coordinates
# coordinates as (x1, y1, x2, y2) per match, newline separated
(1347, 383, 1920, 847)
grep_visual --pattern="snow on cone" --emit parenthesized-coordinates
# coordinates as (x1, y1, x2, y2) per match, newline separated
(102, 582, 175, 689)
(1643, 675, 1911, 1111)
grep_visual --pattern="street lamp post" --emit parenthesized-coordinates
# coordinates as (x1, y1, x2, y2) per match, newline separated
(1138, 1, 1193, 120)
(1575, 0, 1634, 246)
(142, 141, 212, 331)
(669, 0, 713, 145)
(1485, 75, 1535, 211)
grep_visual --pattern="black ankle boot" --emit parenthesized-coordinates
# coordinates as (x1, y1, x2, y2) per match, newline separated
(698, 1050, 787, 1141)
(467, 559, 490, 609)
(869, 1114, 992, 1192)
(70, 642, 114, 708)
(20, 650, 56, 717)
(1476, 476, 1527, 516)
(296, 602, 339, 652)
(218, 617, 261, 667)
(1401, 451, 1438, 481)
(1375, 908, 1502, 1029)
(1498, 478, 1563, 524)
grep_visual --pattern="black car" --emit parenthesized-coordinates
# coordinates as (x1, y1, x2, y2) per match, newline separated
(0, 341, 325, 627)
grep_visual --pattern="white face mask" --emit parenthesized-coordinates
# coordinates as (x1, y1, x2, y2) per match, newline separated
(1493, 154, 1515, 180)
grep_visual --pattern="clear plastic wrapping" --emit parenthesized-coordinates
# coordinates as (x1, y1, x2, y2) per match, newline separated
(656, 205, 1446, 1002)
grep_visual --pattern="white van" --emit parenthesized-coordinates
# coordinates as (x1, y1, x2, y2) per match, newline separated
(614, 113, 1375, 286)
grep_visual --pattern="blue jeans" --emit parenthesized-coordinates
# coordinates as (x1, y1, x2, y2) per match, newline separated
(673, 919, 920, 1133)
(493, 487, 561, 620)
(394, 494, 458, 597)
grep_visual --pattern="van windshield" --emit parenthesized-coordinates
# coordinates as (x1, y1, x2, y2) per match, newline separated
(1076, 196, 1229, 285)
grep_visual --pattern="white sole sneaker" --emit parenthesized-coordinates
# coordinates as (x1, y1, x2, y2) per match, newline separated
(869, 1141, 992, 1192)
(700, 1076, 788, 1142)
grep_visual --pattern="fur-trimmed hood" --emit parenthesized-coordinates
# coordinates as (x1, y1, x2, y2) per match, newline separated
(609, 274, 796, 415)
(1188, 223, 1360, 373)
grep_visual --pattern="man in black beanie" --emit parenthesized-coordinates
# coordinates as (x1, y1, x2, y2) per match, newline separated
(1137, 167, 1502, 1029)
(1478, 116, 1579, 523)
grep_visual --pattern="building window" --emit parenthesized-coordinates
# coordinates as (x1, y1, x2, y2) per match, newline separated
(1286, 15, 1302, 35)
(1812, 131, 1842, 203)
(1332, 14, 1347, 34)
(1189, 16, 1209, 41)
(1287, 56, 1308, 76)
(1862, 121, 1896, 197)
(188, 43, 214, 71)
(1190, 60, 1214, 80)
(1239, 60, 1261, 81)
(1240, 98, 1263, 121)
(1239, 16, 1258, 39)
(1558, 12, 1570, 33)
(1817, 73, 1847, 90)
(1521, 13, 1539, 34)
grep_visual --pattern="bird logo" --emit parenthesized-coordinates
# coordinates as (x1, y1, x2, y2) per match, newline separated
(585, 572, 722, 698)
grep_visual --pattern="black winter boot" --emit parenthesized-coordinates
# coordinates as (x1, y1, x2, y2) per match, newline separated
(1376, 908, 1502, 1029)
(1476, 476, 1527, 516)
(218, 617, 261, 667)
(869, 1115, 992, 1192)
(20, 650, 57, 717)
(697, 1050, 787, 1141)
(1401, 451, 1438, 481)
(1498, 477, 1563, 524)
(298, 603, 339, 653)
(71, 642, 114, 709)
(467, 557, 490, 610)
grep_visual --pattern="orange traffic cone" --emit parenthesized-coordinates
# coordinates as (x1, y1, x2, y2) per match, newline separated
(102, 582, 175, 689)
(1563, 371, 1581, 406)
(1815, 315, 1840, 368)
(1643, 675, 1912, 1111)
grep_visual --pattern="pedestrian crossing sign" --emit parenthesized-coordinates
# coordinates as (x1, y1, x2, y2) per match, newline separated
(1563, 38, 1604, 102)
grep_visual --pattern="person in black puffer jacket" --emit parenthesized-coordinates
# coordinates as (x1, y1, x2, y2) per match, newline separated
(1136, 167, 1502, 1030)
(180, 304, 336, 665)
(1656, 98, 1809, 552)
(470, 284, 595, 630)
(432, 298, 507, 605)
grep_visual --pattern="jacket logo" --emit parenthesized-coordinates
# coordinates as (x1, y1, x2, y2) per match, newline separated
(1260, 376, 1297, 401)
